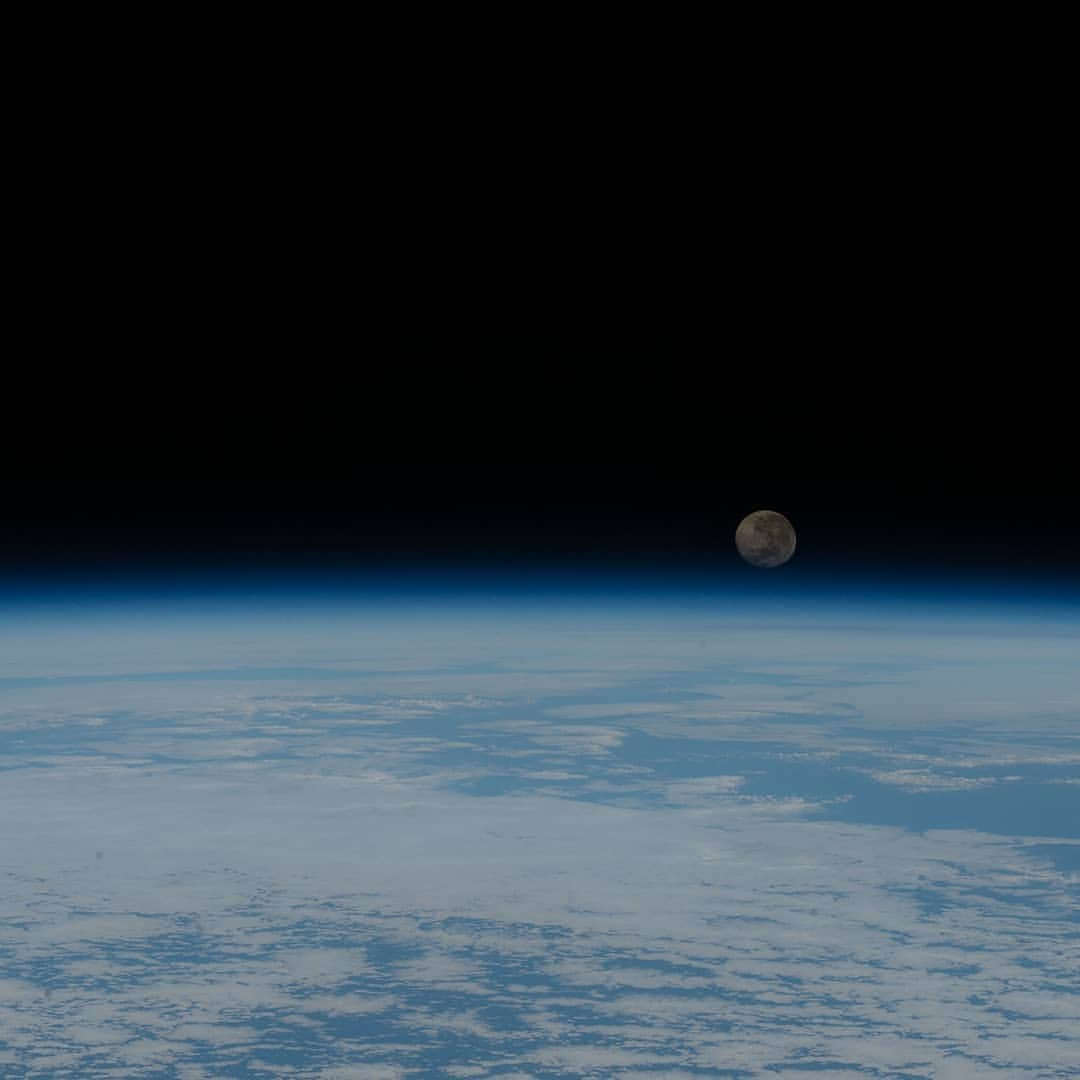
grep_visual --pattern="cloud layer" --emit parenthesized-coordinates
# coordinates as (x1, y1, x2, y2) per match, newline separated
(0, 601, 1077, 1076)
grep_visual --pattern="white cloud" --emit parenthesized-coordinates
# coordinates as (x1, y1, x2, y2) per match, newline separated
(1, 602, 1077, 1074)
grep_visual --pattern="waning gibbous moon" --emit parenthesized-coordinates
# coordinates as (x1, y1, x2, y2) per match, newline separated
(735, 510, 797, 568)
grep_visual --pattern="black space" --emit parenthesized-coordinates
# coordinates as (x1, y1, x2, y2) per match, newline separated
(4, 344, 1075, 586)
(5, 91, 1075, 589)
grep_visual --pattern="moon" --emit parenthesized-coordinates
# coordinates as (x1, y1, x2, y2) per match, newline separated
(735, 510, 796, 568)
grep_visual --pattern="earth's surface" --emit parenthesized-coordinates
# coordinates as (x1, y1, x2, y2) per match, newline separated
(1, 586, 1078, 1077)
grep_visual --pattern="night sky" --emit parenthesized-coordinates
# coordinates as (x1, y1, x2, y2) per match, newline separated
(3, 339, 1075, 592)
(6, 123, 1072, 594)
(8, 11, 1072, 599)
